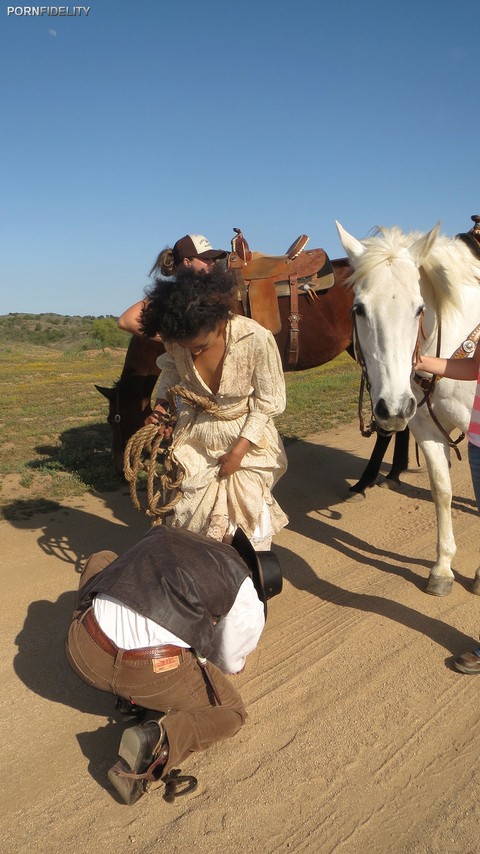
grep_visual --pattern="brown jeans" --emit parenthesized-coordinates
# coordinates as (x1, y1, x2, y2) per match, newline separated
(65, 551, 247, 775)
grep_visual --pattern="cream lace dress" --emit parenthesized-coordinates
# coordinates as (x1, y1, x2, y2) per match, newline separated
(155, 315, 288, 549)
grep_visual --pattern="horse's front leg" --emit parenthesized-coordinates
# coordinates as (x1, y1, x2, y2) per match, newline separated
(386, 426, 409, 484)
(348, 433, 393, 496)
(420, 438, 456, 596)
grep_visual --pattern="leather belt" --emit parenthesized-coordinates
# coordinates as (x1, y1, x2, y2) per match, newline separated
(81, 607, 188, 663)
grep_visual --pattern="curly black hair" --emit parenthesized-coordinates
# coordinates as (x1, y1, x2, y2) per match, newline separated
(140, 267, 238, 342)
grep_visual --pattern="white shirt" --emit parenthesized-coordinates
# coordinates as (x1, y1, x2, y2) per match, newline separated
(93, 575, 265, 675)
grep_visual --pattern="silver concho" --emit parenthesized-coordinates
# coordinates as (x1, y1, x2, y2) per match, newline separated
(462, 339, 476, 354)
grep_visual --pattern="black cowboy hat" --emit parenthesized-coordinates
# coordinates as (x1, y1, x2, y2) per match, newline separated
(230, 528, 282, 618)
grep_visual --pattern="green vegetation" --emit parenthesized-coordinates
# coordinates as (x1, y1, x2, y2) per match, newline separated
(0, 312, 130, 351)
(278, 353, 360, 436)
(0, 320, 361, 515)
(91, 317, 129, 349)
(0, 342, 127, 514)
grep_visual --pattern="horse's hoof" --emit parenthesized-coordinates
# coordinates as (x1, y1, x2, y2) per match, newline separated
(471, 577, 480, 596)
(378, 477, 401, 491)
(426, 576, 454, 596)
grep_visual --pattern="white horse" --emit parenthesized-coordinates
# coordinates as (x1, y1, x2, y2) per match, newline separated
(336, 221, 480, 596)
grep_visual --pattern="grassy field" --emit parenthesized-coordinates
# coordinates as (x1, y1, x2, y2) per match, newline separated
(0, 342, 360, 515)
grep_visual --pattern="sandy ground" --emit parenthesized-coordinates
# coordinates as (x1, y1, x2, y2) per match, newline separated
(1, 420, 479, 854)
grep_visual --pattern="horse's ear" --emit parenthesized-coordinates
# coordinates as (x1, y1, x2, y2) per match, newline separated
(409, 222, 441, 264)
(335, 221, 365, 263)
(95, 384, 115, 400)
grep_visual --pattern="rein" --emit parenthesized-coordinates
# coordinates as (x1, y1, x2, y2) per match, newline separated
(413, 318, 465, 462)
(413, 320, 480, 460)
(352, 315, 375, 437)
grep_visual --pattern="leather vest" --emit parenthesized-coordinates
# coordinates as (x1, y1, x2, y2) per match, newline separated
(79, 526, 250, 657)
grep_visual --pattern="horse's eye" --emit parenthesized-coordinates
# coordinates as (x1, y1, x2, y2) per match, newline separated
(415, 304, 425, 317)
(352, 303, 365, 318)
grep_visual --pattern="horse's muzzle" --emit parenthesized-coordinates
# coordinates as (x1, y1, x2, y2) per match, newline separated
(373, 395, 416, 432)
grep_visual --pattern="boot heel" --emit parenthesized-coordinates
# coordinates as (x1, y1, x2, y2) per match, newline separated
(118, 726, 148, 771)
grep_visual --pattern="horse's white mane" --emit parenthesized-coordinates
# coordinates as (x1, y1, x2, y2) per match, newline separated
(345, 226, 418, 289)
(348, 225, 480, 314)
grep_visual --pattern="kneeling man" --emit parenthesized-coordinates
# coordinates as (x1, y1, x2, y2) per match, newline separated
(66, 524, 280, 804)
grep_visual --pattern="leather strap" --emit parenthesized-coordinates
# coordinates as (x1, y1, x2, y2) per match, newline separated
(458, 232, 480, 262)
(450, 322, 480, 359)
(81, 608, 187, 662)
(229, 255, 249, 316)
(288, 274, 301, 366)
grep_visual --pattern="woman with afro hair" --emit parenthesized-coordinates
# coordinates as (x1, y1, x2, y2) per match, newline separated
(140, 266, 288, 550)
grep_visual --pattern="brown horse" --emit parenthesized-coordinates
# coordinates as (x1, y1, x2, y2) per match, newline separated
(96, 256, 409, 491)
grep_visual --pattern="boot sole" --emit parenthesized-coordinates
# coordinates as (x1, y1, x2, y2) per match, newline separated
(453, 662, 480, 674)
(118, 725, 155, 771)
(107, 758, 144, 805)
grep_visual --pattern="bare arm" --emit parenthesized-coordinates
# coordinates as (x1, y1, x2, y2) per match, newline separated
(117, 300, 146, 335)
(416, 340, 480, 382)
(144, 351, 179, 428)
(117, 299, 162, 341)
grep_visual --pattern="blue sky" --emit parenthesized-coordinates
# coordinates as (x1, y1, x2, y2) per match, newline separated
(1, 0, 479, 315)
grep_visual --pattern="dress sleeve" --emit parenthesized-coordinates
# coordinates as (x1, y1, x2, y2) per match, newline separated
(208, 577, 265, 674)
(155, 351, 181, 399)
(240, 329, 286, 446)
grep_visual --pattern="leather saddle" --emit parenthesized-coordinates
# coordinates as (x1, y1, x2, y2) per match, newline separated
(227, 228, 334, 341)
(457, 214, 480, 261)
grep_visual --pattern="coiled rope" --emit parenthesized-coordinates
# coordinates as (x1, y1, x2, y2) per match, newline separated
(123, 386, 248, 526)
(123, 410, 183, 527)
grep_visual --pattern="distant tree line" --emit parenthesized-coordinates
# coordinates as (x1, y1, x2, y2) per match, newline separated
(0, 313, 130, 351)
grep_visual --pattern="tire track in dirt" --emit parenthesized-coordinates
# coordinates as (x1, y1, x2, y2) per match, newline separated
(2, 422, 479, 854)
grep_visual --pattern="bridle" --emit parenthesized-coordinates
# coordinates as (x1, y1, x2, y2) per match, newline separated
(107, 385, 124, 444)
(353, 305, 480, 459)
(351, 310, 424, 439)
(107, 379, 156, 451)
(110, 386, 122, 426)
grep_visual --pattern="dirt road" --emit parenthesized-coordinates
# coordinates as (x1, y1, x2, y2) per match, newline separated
(2, 421, 479, 854)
